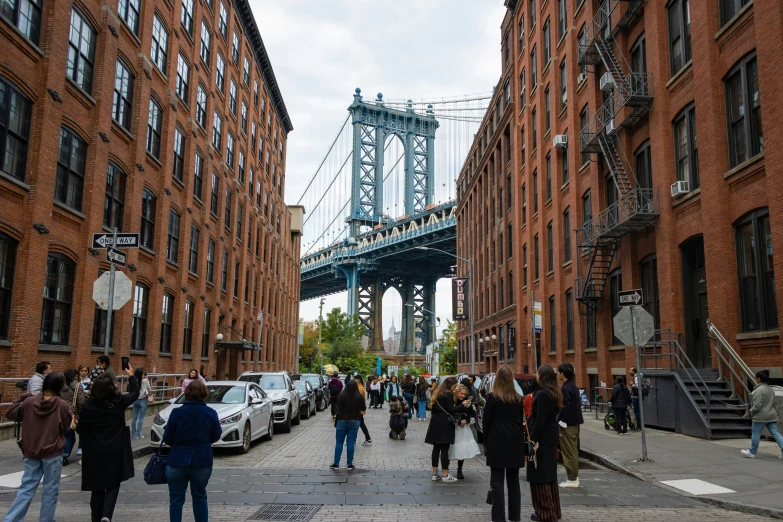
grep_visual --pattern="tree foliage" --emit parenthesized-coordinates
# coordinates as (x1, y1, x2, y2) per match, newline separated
(322, 308, 364, 345)
(438, 320, 457, 374)
(298, 322, 320, 372)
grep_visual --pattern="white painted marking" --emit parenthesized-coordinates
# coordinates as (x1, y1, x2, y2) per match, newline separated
(0, 471, 67, 489)
(660, 478, 736, 496)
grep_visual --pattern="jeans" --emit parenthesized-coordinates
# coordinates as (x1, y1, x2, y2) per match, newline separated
(132, 397, 148, 437)
(333, 420, 360, 466)
(90, 487, 120, 522)
(632, 397, 641, 427)
(490, 466, 521, 522)
(749, 421, 783, 455)
(3, 455, 62, 522)
(416, 398, 427, 419)
(166, 464, 213, 522)
(403, 393, 414, 419)
(63, 430, 76, 458)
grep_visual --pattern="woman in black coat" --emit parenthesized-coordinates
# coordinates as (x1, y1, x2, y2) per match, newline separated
(610, 375, 631, 435)
(483, 366, 525, 522)
(76, 368, 139, 522)
(424, 376, 468, 481)
(526, 364, 563, 522)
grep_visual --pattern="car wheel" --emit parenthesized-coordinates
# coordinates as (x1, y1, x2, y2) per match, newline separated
(301, 401, 310, 419)
(311, 400, 316, 416)
(261, 415, 274, 441)
(279, 408, 292, 433)
(238, 423, 251, 454)
(316, 396, 324, 411)
(292, 403, 301, 425)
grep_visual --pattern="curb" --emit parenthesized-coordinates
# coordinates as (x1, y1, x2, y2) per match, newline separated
(132, 445, 154, 460)
(579, 445, 783, 520)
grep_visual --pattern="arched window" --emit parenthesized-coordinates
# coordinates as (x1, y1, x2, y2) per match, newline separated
(131, 283, 149, 352)
(0, 233, 18, 340)
(735, 208, 777, 332)
(40, 253, 75, 345)
(160, 293, 174, 353)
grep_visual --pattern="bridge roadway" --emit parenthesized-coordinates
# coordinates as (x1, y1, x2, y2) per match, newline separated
(0, 407, 769, 520)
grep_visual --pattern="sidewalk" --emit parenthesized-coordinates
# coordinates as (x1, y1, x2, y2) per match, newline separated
(578, 415, 783, 519)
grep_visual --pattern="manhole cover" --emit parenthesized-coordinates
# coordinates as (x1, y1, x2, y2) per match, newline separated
(247, 504, 321, 521)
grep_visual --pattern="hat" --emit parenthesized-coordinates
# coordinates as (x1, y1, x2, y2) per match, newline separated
(333, 371, 339, 376)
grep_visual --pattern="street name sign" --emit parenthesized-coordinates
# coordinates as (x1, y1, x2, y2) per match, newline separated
(613, 306, 655, 347)
(533, 301, 542, 333)
(618, 289, 643, 307)
(106, 247, 127, 267)
(93, 271, 133, 311)
(92, 233, 139, 249)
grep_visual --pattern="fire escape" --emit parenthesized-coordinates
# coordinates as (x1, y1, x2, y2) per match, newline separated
(575, 0, 657, 315)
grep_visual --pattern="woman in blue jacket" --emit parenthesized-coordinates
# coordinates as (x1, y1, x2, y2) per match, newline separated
(163, 379, 222, 522)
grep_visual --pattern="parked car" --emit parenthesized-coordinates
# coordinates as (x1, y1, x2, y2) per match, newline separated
(474, 373, 533, 442)
(238, 371, 301, 433)
(294, 380, 317, 419)
(292, 373, 328, 411)
(150, 381, 273, 453)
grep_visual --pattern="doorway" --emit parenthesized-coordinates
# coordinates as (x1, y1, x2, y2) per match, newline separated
(680, 236, 711, 368)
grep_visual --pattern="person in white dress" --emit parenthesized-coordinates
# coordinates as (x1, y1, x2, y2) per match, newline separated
(449, 383, 481, 479)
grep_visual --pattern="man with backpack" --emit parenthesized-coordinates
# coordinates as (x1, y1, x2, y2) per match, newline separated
(630, 367, 648, 428)
(328, 372, 343, 419)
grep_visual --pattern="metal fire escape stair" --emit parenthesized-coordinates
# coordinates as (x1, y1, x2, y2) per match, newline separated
(577, 240, 617, 316)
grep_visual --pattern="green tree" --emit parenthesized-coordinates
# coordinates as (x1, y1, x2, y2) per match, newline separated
(322, 308, 364, 344)
(298, 322, 320, 372)
(438, 320, 457, 374)
(325, 336, 362, 370)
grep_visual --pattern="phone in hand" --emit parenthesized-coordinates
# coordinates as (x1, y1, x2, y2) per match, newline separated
(121, 356, 130, 371)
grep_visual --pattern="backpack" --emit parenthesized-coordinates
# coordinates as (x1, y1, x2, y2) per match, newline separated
(641, 377, 651, 398)
(389, 414, 406, 433)
(328, 379, 340, 396)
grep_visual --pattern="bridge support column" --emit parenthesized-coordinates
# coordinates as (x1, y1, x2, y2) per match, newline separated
(371, 282, 384, 350)
(336, 264, 361, 318)
(357, 277, 385, 351)
(400, 278, 416, 353)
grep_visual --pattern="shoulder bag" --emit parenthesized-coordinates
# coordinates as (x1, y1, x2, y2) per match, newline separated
(143, 441, 169, 485)
(436, 401, 462, 426)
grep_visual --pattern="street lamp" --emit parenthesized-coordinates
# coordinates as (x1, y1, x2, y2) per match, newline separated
(416, 246, 476, 373)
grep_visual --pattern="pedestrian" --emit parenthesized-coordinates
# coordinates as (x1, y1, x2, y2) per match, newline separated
(524, 380, 539, 417)
(741, 369, 783, 460)
(60, 368, 85, 466)
(483, 366, 525, 522)
(467, 375, 482, 404)
(354, 375, 373, 446)
(88, 355, 116, 384)
(388, 396, 408, 440)
(385, 375, 401, 404)
(527, 364, 563, 522)
(76, 366, 139, 522)
(629, 366, 642, 428)
(78, 364, 92, 393)
(557, 363, 583, 488)
(328, 371, 343, 418)
(416, 376, 429, 421)
(3, 373, 71, 522)
(164, 379, 222, 522)
(132, 369, 152, 439)
(379, 374, 388, 406)
(27, 361, 51, 395)
(402, 375, 416, 420)
(331, 379, 366, 470)
(610, 375, 631, 435)
(369, 377, 381, 408)
(181, 369, 206, 392)
(450, 382, 480, 479)
(425, 376, 469, 481)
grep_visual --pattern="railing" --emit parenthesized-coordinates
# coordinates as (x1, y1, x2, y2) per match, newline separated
(576, 188, 658, 246)
(707, 321, 755, 416)
(116, 372, 186, 401)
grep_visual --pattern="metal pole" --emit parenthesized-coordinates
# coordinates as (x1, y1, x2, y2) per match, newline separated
(318, 298, 325, 373)
(531, 289, 538, 371)
(103, 227, 118, 356)
(468, 257, 475, 374)
(255, 311, 263, 371)
(631, 306, 649, 461)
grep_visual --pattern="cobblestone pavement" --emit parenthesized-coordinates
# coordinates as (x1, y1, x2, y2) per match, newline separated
(0, 405, 776, 520)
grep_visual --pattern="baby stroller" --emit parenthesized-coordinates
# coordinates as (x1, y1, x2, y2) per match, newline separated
(604, 401, 638, 432)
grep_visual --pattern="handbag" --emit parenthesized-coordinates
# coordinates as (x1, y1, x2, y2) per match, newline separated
(436, 402, 461, 426)
(413, 395, 418, 404)
(143, 441, 168, 485)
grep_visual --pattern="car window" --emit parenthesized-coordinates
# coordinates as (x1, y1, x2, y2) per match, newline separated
(242, 374, 285, 389)
(301, 375, 321, 388)
(294, 381, 308, 393)
(254, 386, 267, 398)
(249, 387, 261, 400)
(178, 385, 246, 404)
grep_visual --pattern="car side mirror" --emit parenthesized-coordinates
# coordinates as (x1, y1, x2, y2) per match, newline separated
(251, 397, 264, 405)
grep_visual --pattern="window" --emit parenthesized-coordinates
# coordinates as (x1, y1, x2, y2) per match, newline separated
(194, 152, 204, 200)
(673, 104, 699, 189)
(172, 127, 185, 182)
(582, 189, 592, 226)
(253, 80, 259, 106)
(67, 8, 96, 93)
(232, 31, 239, 62)
(189, 225, 199, 273)
(586, 308, 597, 348)
(193, 84, 207, 128)
(244, 267, 249, 301)
(736, 209, 777, 332)
(263, 191, 269, 217)
(55, 127, 86, 211)
(521, 183, 527, 225)
(543, 18, 551, 64)
(2, 0, 42, 43)
(200, 21, 211, 66)
(221, 250, 228, 291)
(565, 289, 574, 351)
(521, 126, 526, 165)
(131, 284, 148, 351)
(503, 80, 510, 109)
(561, 131, 569, 184)
(579, 105, 589, 165)
(40, 254, 74, 345)
(640, 254, 661, 333)
(219, 1, 227, 38)
(529, 0, 536, 27)
(237, 150, 245, 184)
(236, 201, 243, 239)
(226, 132, 234, 169)
(0, 79, 32, 182)
(519, 68, 526, 105)
(508, 222, 513, 257)
(559, 60, 567, 110)
(176, 54, 189, 102)
(141, 189, 156, 248)
(160, 293, 174, 353)
(206, 239, 215, 283)
(103, 163, 126, 230)
(721, 0, 750, 26)
(609, 270, 623, 344)
(668, 0, 691, 76)
(532, 169, 538, 213)
(201, 308, 211, 358)
(151, 14, 168, 73)
(215, 53, 225, 92)
(181, 0, 193, 34)
(92, 271, 115, 347)
(251, 121, 257, 151)
(557, 0, 567, 39)
(507, 174, 512, 210)
(210, 172, 219, 215)
(229, 80, 237, 115)
(531, 45, 537, 88)
(146, 99, 162, 158)
(563, 207, 571, 263)
(183, 301, 194, 355)
(112, 60, 134, 130)
(534, 234, 540, 280)
(544, 85, 551, 132)
(547, 221, 553, 272)
(233, 260, 239, 298)
(635, 140, 652, 190)
(224, 188, 232, 230)
(631, 34, 648, 95)
(241, 102, 247, 133)
(549, 296, 556, 352)
(725, 54, 762, 167)
(212, 110, 222, 149)
(167, 209, 180, 263)
(0, 233, 17, 340)
(518, 14, 525, 51)
(577, 26, 586, 76)
(255, 225, 260, 256)
(243, 56, 250, 85)
(545, 152, 552, 200)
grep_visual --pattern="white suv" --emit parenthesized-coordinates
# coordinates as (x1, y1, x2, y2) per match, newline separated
(238, 371, 300, 433)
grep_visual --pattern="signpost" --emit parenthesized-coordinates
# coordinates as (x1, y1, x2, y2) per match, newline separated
(106, 247, 127, 267)
(613, 305, 656, 462)
(618, 289, 643, 307)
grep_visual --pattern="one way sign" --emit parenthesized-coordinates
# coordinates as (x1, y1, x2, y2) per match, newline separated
(92, 233, 139, 249)
(618, 289, 643, 307)
(106, 247, 127, 267)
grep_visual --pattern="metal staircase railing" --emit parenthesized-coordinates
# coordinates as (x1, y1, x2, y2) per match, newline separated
(707, 321, 755, 416)
(579, 0, 647, 66)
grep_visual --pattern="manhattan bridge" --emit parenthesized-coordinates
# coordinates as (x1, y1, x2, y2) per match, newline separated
(297, 88, 490, 352)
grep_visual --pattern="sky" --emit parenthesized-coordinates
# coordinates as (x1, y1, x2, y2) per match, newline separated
(249, 0, 505, 335)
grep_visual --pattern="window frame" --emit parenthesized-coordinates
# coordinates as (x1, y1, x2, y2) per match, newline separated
(146, 98, 162, 159)
(131, 283, 149, 351)
(166, 208, 181, 264)
(725, 53, 762, 168)
(0, 233, 17, 340)
(563, 207, 571, 263)
(200, 20, 211, 68)
(183, 300, 194, 355)
(67, 7, 97, 94)
(181, 0, 193, 35)
(40, 253, 75, 345)
(160, 293, 174, 353)
(172, 127, 185, 182)
(2, 0, 43, 43)
(151, 14, 169, 73)
(0, 78, 33, 182)
(735, 208, 778, 332)
(176, 53, 190, 103)
(667, 0, 691, 77)
(194, 151, 204, 200)
(112, 59, 134, 131)
(206, 239, 215, 283)
(188, 224, 200, 274)
(103, 162, 126, 230)
(673, 103, 699, 189)
(55, 126, 86, 211)
(141, 189, 156, 249)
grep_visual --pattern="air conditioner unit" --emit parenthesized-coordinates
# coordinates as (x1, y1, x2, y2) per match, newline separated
(671, 180, 690, 197)
(553, 134, 568, 149)
(605, 120, 615, 134)
(561, 92, 567, 105)
(600, 72, 615, 91)
(578, 72, 588, 85)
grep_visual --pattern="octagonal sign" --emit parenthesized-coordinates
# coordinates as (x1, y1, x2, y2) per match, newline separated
(93, 271, 133, 311)
(612, 306, 656, 347)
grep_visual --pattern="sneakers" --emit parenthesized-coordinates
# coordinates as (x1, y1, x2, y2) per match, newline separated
(362, 440, 373, 446)
(559, 478, 580, 488)
(62, 457, 69, 466)
(431, 474, 441, 481)
(441, 474, 458, 482)
(77, 448, 82, 455)
(138, 434, 144, 439)
(101, 518, 111, 522)
(347, 465, 355, 470)
(779, 451, 783, 460)
(457, 471, 465, 480)
(741, 449, 756, 459)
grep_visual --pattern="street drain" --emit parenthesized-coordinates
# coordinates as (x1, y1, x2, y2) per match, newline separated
(247, 504, 321, 521)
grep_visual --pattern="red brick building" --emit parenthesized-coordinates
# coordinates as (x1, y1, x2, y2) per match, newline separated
(457, 0, 782, 393)
(0, 0, 302, 382)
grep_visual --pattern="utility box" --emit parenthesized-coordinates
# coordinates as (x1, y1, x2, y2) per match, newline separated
(289, 205, 305, 235)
